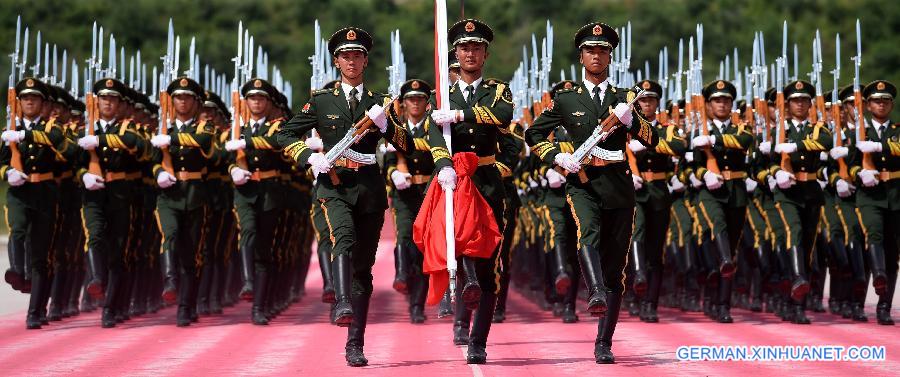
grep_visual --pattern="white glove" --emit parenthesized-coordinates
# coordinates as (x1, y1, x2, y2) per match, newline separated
(745, 177, 758, 192)
(692, 135, 711, 147)
(836, 179, 854, 198)
(628, 139, 646, 153)
(77, 135, 100, 150)
(689, 173, 704, 188)
(820, 152, 828, 161)
(431, 109, 459, 126)
(829, 146, 849, 160)
(6, 168, 27, 186)
(669, 175, 685, 192)
(151, 134, 171, 148)
(857, 141, 882, 153)
(391, 170, 412, 190)
(775, 169, 796, 189)
(230, 167, 251, 186)
(540, 177, 548, 187)
(703, 171, 724, 190)
(817, 179, 827, 189)
(758, 141, 772, 155)
(774, 143, 798, 154)
(632, 174, 644, 190)
(82, 173, 106, 190)
(366, 104, 388, 133)
(384, 143, 397, 153)
(685, 151, 694, 162)
(157, 171, 177, 189)
(554, 152, 581, 173)
(528, 178, 538, 189)
(305, 136, 324, 152)
(307, 152, 331, 176)
(767, 175, 777, 191)
(546, 168, 567, 188)
(225, 139, 246, 152)
(858, 169, 879, 187)
(437, 166, 457, 191)
(708, 135, 717, 146)
(1, 130, 25, 143)
(613, 103, 633, 126)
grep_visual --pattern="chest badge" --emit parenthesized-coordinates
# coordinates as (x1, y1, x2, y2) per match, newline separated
(326, 114, 339, 120)
(571, 111, 585, 117)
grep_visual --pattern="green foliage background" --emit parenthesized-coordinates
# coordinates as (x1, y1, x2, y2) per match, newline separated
(0, 0, 898, 114)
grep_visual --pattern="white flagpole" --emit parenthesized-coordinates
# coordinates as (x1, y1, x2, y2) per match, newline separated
(434, 0, 457, 302)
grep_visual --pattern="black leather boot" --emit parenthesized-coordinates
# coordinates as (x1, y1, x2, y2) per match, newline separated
(717, 278, 734, 323)
(876, 272, 895, 325)
(196, 263, 213, 316)
(714, 232, 736, 279)
(594, 291, 622, 364)
(176, 271, 195, 327)
(438, 290, 454, 318)
(101, 270, 120, 328)
(578, 245, 608, 316)
(331, 254, 354, 326)
(788, 246, 811, 302)
(238, 246, 254, 301)
(5, 240, 27, 291)
(868, 243, 888, 296)
(847, 241, 868, 296)
(552, 244, 572, 296)
(644, 268, 661, 323)
(47, 267, 66, 321)
(252, 267, 269, 325)
(459, 256, 482, 310)
(25, 270, 47, 329)
(409, 271, 428, 324)
(630, 241, 648, 296)
(85, 247, 106, 300)
(467, 291, 497, 364)
(161, 250, 178, 305)
(392, 244, 409, 294)
(345, 293, 371, 367)
(317, 246, 335, 303)
(792, 301, 811, 324)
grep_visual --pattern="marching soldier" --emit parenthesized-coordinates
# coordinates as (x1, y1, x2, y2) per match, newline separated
(198, 90, 231, 315)
(853, 80, 898, 325)
(225, 78, 285, 325)
(276, 26, 414, 366)
(306, 81, 336, 307)
(76, 78, 147, 327)
(525, 22, 656, 363)
(384, 79, 434, 323)
(427, 19, 514, 364)
(690, 80, 751, 323)
(149, 76, 217, 327)
(629, 79, 687, 322)
(1, 77, 65, 329)
(769, 80, 833, 324)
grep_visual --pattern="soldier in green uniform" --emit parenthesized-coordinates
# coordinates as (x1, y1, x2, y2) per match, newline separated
(852, 80, 898, 325)
(76, 78, 146, 328)
(306, 80, 338, 308)
(689, 80, 751, 323)
(629, 79, 687, 322)
(427, 19, 514, 364)
(2, 78, 65, 329)
(768, 80, 833, 324)
(225, 78, 285, 325)
(198, 90, 231, 316)
(150, 76, 217, 327)
(277, 27, 413, 367)
(525, 22, 656, 364)
(384, 79, 434, 323)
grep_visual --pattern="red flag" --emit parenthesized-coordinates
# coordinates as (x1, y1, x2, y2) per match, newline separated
(413, 152, 501, 305)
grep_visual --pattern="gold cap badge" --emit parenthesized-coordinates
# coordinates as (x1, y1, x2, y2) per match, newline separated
(180, 78, 189, 87)
(254, 79, 262, 88)
(346, 30, 357, 41)
(26, 78, 34, 87)
(716, 81, 725, 90)
(592, 25, 603, 36)
(465, 22, 475, 32)
(411, 81, 420, 89)
(106, 79, 114, 88)
(642, 81, 651, 90)
(877, 82, 886, 90)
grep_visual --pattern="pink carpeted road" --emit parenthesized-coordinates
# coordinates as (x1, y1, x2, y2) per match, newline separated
(0, 215, 897, 376)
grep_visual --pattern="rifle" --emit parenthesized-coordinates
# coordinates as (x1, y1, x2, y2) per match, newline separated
(776, 22, 793, 173)
(157, 20, 176, 175)
(323, 98, 401, 185)
(7, 16, 23, 172)
(387, 29, 409, 174)
(831, 33, 848, 180)
(851, 20, 873, 171)
(554, 87, 646, 182)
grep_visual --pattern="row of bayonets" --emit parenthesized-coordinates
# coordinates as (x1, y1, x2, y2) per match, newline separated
(6, 16, 293, 128)
(508, 20, 865, 144)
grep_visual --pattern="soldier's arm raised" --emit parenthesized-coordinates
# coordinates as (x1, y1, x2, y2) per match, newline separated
(654, 125, 687, 156)
(525, 102, 563, 165)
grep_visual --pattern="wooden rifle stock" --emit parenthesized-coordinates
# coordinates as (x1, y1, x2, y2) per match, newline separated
(697, 94, 721, 175)
(855, 88, 875, 170)
(159, 92, 175, 175)
(7, 88, 23, 172)
(86, 93, 102, 176)
(776, 91, 793, 173)
(832, 102, 849, 180)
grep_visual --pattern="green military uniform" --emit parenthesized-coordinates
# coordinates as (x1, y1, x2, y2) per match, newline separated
(525, 22, 656, 364)
(384, 79, 436, 323)
(229, 78, 286, 325)
(276, 26, 414, 367)
(849, 80, 898, 325)
(690, 80, 753, 323)
(1, 78, 65, 329)
(423, 19, 513, 364)
(153, 76, 217, 327)
(768, 80, 833, 324)
(630, 79, 687, 323)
